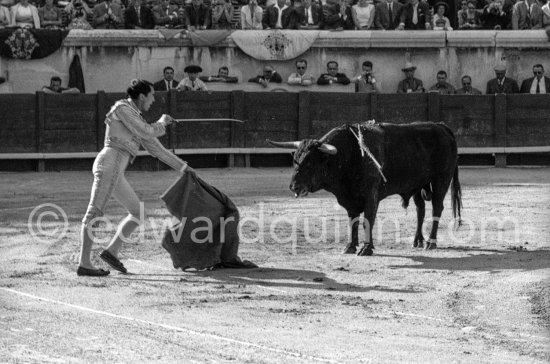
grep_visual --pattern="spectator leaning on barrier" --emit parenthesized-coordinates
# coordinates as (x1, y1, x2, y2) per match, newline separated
(317, 61, 351, 86)
(152, 0, 180, 28)
(486, 65, 519, 94)
(480, 0, 510, 29)
(200, 66, 239, 83)
(177, 65, 208, 91)
(153, 66, 179, 91)
(248, 65, 283, 88)
(0, 4, 10, 27)
(398, 0, 431, 30)
(397, 62, 424, 93)
(520, 64, 550, 94)
(512, 0, 542, 29)
(39, 0, 62, 28)
(374, 0, 402, 30)
(11, 0, 41, 28)
(125, 0, 156, 29)
(432, 1, 452, 29)
(458, 0, 482, 29)
(262, 0, 295, 29)
(186, 0, 212, 30)
(93, 0, 124, 29)
(456, 75, 482, 95)
(295, 0, 324, 29)
(351, 0, 375, 29)
(429, 70, 456, 94)
(354, 60, 380, 93)
(42, 76, 81, 94)
(241, 0, 263, 29)
(287, 59, 315, 86)
(65, 0, 93, 30)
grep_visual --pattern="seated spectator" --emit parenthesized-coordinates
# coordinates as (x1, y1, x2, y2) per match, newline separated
(397, 0, 430, 30)
(458, 0, 482, 29)
(374, 0, 402, 30)
(11, 0, 40, 28)
(154, 66, 179, 91)
(353, 60, 380, 93)
(352, 0, 375, 29)
(93, 0, 124, 29)
(211, 0, 233, 29)
(432, 2, 452, 30)
(520, 64, 550, 94)
(317, 61, 351, 85)
(295, 0, 324, 29)
(42, 76, 80, 94)
(65, 0, 93, 30)
(125, 0, 155, 29)
(248, 65, 283, 87)
(486, 65, 519, 94)
(543, 1, 550, 27)
(152, 0, 180, 28)
(429, 70, 455, 94)
(480, 0, 510, 29)
(39, 0, 62, 28)
(324, 0, 354, 30)
(262, 0, 294, 29)
(512, 0, 542, 29)
(456, 75, 482, 95)
(241, 0, 263, 29)
(287, 59, 315, 86)
(0, 76, 5, 84)
(200, 66, 239, 83)
(0, 4, 10, 28)
(177, 65, 208, 91)
(186, 0, 211, 30)
(397, 62, 424, 93)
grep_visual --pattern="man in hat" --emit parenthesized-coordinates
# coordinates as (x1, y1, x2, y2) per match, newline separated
(397, 62, 424, 93)
(429, 70, 456, 94)
(520, 64, 550, 94)
(397, 0, 431, 30)
(456, 75, 482, 95)
(176, 65, 208, 91)
(486, 65, 519, 94)
(154, 66, 180, 91)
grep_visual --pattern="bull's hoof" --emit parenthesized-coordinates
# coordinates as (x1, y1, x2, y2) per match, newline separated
(413, 239, 424, 248)
(357, 245, 374, 256)
(343, 244, 357, 254)
(425, 241, 437, 250)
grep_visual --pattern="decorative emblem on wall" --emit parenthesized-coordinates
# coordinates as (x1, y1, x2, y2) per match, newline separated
(262, 31, 291, 59)
(4, 28, 39, 60)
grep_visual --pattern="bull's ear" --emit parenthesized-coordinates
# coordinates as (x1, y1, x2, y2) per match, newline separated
(318, 143, 337, 155)
(266, 139, 302, 149)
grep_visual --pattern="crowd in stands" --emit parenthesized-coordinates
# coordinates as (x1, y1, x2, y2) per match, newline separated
(0, 0, 549, 30)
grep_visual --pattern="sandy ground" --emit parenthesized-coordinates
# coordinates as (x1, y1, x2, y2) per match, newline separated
(0, 167, 549, 364)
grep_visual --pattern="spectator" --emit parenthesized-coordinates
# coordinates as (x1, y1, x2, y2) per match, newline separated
(429, 70, 456, 94)
(42, 76, 81, 94)
(287, 59, 315, 86)
(317, 61, 351, 85)
(0, 76, 5, 84)
(186, 0, 212, 30)
(544, 1, 550, 26)
(125, 0, 155, 28)
(432, 2, 452, 30)
(480, 0, 510, 29)
(240, 0, 263, 29)
(486, 65, 519, 94)
(262, 0, 295, 29)
(295, 0, 324, 29)
(397, 62, 424, 93)
(152, 0, 180, 28)
(512, 0, 542, 29)
(353, 60, 380, 93)
(0, 4, 11, 27)
(177, 65, 208, 91)
(39, 0, 62, 28)
(248, 65, 283, 87)
(11, 0, 40, 28)
(456, 75, 482, 94)
(352, 0, 375, 29)
(153, 66, 179, 91)
(211, 0, 233, 29)
(398, 0, 430, 30)
(92, 0, 124, 29)
(200, 66, 239, 83)
(458, 0, 482, 29)
(374, 0, 402, 30)
(520, 64, 550, 94)
(65, 0, 93, 29)
(324, 0, 354, 30)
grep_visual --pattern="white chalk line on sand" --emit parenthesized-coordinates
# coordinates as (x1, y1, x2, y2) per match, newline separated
(0, 287, 338, 364)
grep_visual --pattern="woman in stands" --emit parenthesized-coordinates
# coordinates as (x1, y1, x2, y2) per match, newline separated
(39, 0, 63, 28)
(211, 0, 234, 29)
(10, 0, 40, 28)
(77, 79, 190, 276)
(64, 0, 93, 29)
(432, 2, 452, 30)
(351, 0, 375, 30)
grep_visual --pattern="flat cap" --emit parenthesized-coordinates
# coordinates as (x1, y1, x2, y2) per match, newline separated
(494, 65, 507, 72)
(184, 65, 203, 73)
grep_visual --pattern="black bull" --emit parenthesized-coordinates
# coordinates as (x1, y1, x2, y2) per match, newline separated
(268, 121, 462, 256)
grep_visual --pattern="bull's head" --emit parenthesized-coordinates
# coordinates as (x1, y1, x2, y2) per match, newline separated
(267, 139, 337, 197)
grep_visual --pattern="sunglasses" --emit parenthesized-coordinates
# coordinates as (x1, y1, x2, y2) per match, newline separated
(534, 71, 543, 75)
(328, 68, 338, 70)
(297, 66, 306, 69)
(462, 82, 471, 85)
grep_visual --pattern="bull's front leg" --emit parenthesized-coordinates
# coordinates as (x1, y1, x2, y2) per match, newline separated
(358, 189, 380, 256)
(343, 213, 360, 254)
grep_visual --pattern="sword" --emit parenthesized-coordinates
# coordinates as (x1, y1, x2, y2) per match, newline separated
(174, 118, 245, 123)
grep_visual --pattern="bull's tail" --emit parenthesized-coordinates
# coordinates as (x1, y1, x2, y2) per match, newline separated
(451, 164, 463, 227)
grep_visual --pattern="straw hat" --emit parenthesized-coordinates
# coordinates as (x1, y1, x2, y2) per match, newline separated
(402, 62, 417, 72)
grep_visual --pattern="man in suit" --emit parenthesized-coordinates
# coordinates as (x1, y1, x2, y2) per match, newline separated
(152, 0, 180, 27)
(512, 0, 543, 29)
(374, 0, 402, 30)
(262, 0, 295, 29)
(324, 0, 354, 29)
(456, 75, 482, 95)
(486, 65, 520, 94)
(397, 0, 431, 30)
(186, 0, 211, 30)
(520, 64, 550, 94)
(125, 0, 156, 28)
(92, 0, 124, 29)
(294, 0, 324, 29)
(317, 61, 351, 85)
(397, 61, 424, 93)
(153, 66, 179, 91)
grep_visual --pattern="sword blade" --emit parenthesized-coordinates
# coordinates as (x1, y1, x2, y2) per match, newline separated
(174, 118, 245, 123)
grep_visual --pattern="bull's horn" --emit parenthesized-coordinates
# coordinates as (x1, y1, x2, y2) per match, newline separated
(318, 143, 338, 155)
(266, 139, 301, 149)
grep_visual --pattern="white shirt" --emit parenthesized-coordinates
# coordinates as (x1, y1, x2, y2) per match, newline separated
(274, 4, 288, 28)
(307, 6, 314, 24)
(412, 3, 418, 24)
(530, 77, 546, 94)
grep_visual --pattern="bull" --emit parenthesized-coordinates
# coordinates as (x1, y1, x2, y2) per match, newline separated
(268, 121, 462, 256)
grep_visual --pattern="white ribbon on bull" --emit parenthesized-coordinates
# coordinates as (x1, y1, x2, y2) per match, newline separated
(348, 123, 387, 183)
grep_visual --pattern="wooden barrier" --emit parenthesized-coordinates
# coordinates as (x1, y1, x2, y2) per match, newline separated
(0, 91, 549, 170)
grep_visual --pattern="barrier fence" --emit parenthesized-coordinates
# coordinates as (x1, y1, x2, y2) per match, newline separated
(0, 90, 549, 170)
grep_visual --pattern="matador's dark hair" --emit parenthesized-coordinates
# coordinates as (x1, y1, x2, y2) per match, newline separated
(127, 79, 154, 99)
